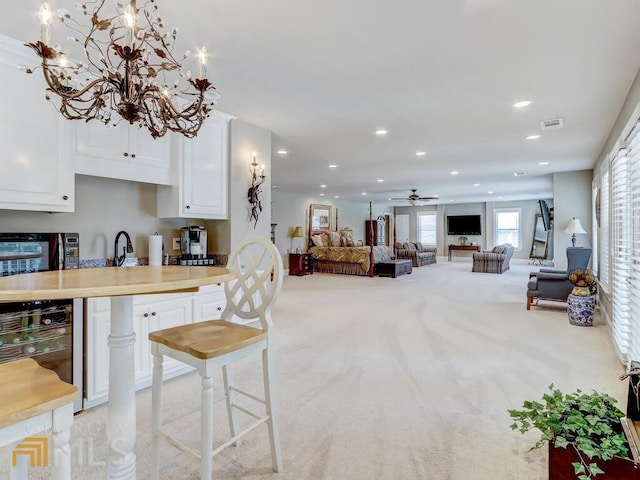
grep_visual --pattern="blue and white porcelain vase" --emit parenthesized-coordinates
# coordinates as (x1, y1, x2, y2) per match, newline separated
(567, 294, 596, 327)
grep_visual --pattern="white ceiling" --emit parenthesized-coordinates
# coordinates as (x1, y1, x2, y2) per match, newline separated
(3, 0, 640, 205)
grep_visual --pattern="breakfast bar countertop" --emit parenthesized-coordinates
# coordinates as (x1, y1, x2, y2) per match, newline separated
(0, 264, 236, 480)
(0, 265, 234, 302)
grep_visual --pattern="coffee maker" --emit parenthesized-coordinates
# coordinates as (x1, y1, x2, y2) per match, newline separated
(180, 226, 212, 265)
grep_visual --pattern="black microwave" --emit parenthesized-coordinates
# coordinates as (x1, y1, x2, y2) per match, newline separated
(0, 233, 79, 276)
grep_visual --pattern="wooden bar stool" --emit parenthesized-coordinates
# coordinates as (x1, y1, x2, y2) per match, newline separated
(0, 358, 78, 480)
(149, 237, 284, 479)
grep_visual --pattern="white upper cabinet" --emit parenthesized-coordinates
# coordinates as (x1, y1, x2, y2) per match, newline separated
(157, 112, 230, 219)
(73, 119, 172, 185)
(0, 35, 74, 212)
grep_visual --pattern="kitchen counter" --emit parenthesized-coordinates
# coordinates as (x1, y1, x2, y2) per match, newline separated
(0, 265, 233, 302)
(0, 265, 235, 480)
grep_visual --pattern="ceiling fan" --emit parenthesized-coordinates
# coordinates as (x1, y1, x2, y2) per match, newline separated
(391, 189, 439, 206)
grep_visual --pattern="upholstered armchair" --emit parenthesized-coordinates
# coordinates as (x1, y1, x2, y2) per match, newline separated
(395, 242, 437, 267)
(472, 244, 514, 274)
(526, 247, 592, 310)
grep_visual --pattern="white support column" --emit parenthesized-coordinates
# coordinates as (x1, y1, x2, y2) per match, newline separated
(50, 403, 74, 480)
(108, 295, 137, 480)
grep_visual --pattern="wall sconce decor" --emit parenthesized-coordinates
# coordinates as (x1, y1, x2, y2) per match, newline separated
(248, 152, 266, 228)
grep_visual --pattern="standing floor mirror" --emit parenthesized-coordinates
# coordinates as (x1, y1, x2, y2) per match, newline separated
(529, 213, 550, 265)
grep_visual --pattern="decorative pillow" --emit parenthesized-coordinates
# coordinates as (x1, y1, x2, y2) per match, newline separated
(340, 228, 354, 247)
(312, 234, 325, 247)
(328, 231, 341, 247)
(415, 242, 425, 252)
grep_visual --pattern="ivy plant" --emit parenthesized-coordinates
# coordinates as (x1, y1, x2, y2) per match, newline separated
(508, 384, 630, 480)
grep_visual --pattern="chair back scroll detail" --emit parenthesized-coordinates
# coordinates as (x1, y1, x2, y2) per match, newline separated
(223, 237, 283, 329)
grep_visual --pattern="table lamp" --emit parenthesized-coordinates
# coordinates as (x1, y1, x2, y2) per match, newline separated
(291, 226, 304, 253)
(564, 217, 587, 247)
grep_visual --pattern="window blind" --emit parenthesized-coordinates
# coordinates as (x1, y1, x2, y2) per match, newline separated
(611, 145, 631, 357)
(625, 126, 640, 363)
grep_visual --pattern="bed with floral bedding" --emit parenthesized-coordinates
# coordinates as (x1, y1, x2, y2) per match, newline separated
(307, 229, 394, 276)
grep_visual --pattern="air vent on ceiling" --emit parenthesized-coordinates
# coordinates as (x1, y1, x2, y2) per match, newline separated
(540, 117, 564, 130)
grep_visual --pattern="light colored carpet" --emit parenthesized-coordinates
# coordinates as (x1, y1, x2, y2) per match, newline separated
(0, 259, 627, 479)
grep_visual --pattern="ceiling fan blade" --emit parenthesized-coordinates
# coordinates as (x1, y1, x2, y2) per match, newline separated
(418, 196, 439, 200)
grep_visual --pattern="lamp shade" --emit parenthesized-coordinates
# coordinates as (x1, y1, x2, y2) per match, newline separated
(291, 226, 305, 238)
(564, 218, 587, 235)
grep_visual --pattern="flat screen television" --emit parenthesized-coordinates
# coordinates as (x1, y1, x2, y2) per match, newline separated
(538, 199, 552, 231)
(447, 215, 482, 235)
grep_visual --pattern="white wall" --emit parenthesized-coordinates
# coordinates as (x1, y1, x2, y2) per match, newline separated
(552, 170, 593, 271)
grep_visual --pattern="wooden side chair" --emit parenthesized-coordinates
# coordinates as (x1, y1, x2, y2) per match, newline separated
(0, 358, 78, 480)
(149, 237, 284, 479)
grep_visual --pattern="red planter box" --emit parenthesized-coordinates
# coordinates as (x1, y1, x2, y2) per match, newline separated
(549, 441, 640, 480)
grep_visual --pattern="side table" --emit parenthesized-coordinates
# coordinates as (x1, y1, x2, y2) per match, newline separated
(567, 294, 595, 326)
(289, 253, 313, 276)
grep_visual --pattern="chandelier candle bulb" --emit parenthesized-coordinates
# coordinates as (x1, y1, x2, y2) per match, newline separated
(39, 3, 52, 44)
(123, 5, 136, 47)
(197, 47, 207, 79)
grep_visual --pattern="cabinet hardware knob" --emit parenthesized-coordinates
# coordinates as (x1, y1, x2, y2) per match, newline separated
(62, 195, 69, 200)
(186, 205, 191, 209)
(217, 307, 222, 311)
(143, 312, 149, 317)
(123, 152, 129, 157)
(151, 311, 156, 316)
(131, 154, 136, 158)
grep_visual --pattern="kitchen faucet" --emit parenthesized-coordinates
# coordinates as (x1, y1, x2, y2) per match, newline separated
(114, 231, 134, 267)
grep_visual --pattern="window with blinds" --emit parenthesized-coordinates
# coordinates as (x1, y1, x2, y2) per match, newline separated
(611, 146, 631, 357)
(600, 166, 611, 294)
(625, 126, 640, 362)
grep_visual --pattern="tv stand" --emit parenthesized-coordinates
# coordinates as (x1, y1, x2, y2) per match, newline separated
(448, 244, 480, 261)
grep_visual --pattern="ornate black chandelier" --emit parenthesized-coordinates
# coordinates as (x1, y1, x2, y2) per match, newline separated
(24, 0, 219, 139)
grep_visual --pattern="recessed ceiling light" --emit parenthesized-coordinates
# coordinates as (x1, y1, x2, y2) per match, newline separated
(450, 171, 459, 175)
(328, 164, 338, 168)
(449, 199, 454, 202)
(361, 192, 367, 196)
(375, 129, 388, 136)
(334, 195, 340, 199)
(514, 172, 526, 177)
(276, 149, 288, 155)
(526, 134, 541, 140)
(377, 179, 384, 183)
(416, 151, 427, 156)
(499, 196, 504, 199)
(473, 183, 480, 187)
(514, 100, 531, 108)
(320, 193, 325, 196)
(538, 161, 549, 165)
(488, 191, 494, 194)
(320, 184, 327, 188)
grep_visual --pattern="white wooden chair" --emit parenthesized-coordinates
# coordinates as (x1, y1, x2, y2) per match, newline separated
(0, 358, 78, 480)
(149, 237, 284, 479)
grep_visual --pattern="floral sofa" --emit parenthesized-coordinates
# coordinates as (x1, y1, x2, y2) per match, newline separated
(394, 242, 437, 267)
(471, 243, 514, 274)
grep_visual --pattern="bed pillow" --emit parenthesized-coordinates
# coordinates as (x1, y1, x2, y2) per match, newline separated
(311, 234, 326, 247)
(340, 228, 355, 247)
(328, 231, 341, 247)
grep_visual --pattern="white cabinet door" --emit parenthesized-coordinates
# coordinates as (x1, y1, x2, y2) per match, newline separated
(74, 120, 172, 185)
(84, 293, 191, 409)
(0, 36, 74, 213)
(157, 112, 230, 219)
(192, 283, 226, 323)
(140, 294, 193, 379)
